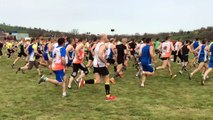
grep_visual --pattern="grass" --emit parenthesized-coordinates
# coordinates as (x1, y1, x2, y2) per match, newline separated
(0, 52, 213, 120)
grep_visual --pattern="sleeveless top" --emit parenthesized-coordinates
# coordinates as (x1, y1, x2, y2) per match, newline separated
(73, 44, 84, 64)
(93, 42, 107, 68)
(161, 41, 171, 58)
(52, 46, 66, 71)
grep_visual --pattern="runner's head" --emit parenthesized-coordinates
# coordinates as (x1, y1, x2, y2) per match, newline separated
(185, 40, 190, 45)
(58, 38, 65, 46)
(67, 37, 74, 45)
(100, 34, 108, 43)
(201, 40, 206, 44)
(165, 36, 170, 41)
(145, 38, 152, 44)
(93, 36, 100, 43)
(31, 38, 37, 44)
(122, 38, 127, 44)
(79, 36, 87, 44)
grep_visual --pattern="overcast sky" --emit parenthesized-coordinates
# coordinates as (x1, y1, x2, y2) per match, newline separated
(0, 0, 213, 35)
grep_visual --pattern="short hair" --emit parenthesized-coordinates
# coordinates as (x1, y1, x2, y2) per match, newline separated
(165, 36, 170, 40)
(67, 37, 73, 44)
(58, 38, 65, 46)
(79, 36, 86, 42)
(141, 37, 146, 42)
(201, 40, 206, 44)
(185, 40, 190, 44)
(195, 38, 199, 41)
(145, 38, 152, 43)
(31, 38, 36, 43)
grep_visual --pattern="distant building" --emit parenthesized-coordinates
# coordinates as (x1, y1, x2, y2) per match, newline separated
(11, 33, 29, 40)
(0, 31, 6, 40)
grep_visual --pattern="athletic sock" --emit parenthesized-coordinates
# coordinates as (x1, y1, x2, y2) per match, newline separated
(105, 84, 110, 96)
(114, 66, 117, 72)
(85, 79, 95, 84)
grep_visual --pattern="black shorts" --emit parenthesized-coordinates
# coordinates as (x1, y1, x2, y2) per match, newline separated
(130, 51, 135, 56)
(182, 55, 189, 62)
(28, 61, 39, 70)
(7, 49, 15, 53)
(71, 63, 89, 77)
(117, 58, 124, 65)
(88, 52, 93, 61)
(93, 67, 109, 76)
(107, 58, 115, 64)
(161, 57, 169, 61)
(18, 52, 27, 57)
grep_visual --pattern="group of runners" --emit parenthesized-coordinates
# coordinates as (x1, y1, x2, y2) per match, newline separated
(0, 35, 213, 101)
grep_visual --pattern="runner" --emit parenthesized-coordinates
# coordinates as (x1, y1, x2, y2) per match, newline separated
(178, 40, 193, 74)
(140, 38, 155, 87)
(189, 40, 208, 81)
(202, 41, 213, 85)
(16, 38, 42, 76)
(154, 38, 160, 55)
(86, 36, 100, 68)
(6, 40, 14, 58)
(114, 38, 127, 78)
(173, 39, 183, 63)
(67, 37, 89, 89)
(190, 38, 200, 67)
(12, 38, 28, 68)
(129, 38, 137, 61)
(156, 36, 176, 79)
(38, 38, 67, 97)
(39, 38, 53, 74)
(78, 34, 116, 101)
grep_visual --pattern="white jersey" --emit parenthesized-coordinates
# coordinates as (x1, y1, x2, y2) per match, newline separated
(174, 41, 180, 51)
(93, 42, 107, 68)
(161, 41, 172, 58)
(53, 43, 58, 51)
(52, 46, 65, 70)
(139, 43, 146, 53)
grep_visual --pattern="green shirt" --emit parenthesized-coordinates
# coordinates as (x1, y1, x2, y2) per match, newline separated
(154, 41, 160, 49)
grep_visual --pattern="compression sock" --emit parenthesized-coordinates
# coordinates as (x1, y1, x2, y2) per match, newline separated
(105, 84, 110, 96)
(114, 65, 117, 72)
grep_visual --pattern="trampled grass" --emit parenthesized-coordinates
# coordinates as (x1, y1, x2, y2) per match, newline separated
(0, 54, 213, 120)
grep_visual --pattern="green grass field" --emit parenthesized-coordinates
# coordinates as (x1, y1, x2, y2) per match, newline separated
(0, 53, 213, 120)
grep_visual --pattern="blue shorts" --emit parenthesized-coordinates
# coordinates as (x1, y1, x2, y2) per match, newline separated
(142, 64, 154, 73)
(53, 70, 65, 82)
(209, 61, 213, 68)
(43, 53, 49, 61)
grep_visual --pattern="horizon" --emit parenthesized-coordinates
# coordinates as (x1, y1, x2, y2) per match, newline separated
(1, 23, 212, 36)
(1, 0, 213, 35)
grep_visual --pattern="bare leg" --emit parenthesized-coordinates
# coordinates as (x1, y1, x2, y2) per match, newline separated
(191, 62, 204, 76)
(156, 60, 167, 70)
(68, 76, 74, 88)
(94, 73, 101, 83)
(13, 57, 20, 65)
(167, 61, 172, 75)
(204, 68, 212, 80)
